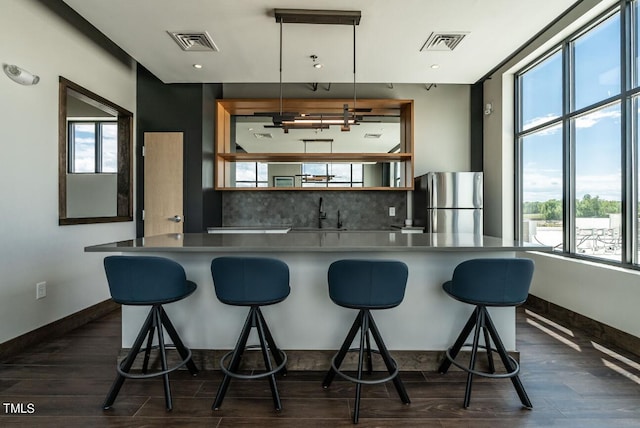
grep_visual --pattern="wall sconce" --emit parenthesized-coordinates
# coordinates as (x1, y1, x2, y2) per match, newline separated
(484, 103, 493, 115)
(3, 64, 40, 85)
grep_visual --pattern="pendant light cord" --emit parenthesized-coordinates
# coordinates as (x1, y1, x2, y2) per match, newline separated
(353, 21, 357, 115)
(279, 19, 283, 116)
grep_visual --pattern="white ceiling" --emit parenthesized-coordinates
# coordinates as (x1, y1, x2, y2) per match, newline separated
(62, 0, 579, 84)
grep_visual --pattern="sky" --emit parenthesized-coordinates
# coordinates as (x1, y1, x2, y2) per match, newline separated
(520, 12, 624, 203)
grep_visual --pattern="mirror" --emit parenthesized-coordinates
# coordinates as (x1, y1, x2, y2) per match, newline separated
(58, 77, 133, 225)
(234, 115, 401, 154)
(230, 115, 402, 188)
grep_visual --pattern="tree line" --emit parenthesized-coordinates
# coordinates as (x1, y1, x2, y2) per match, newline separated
(523, 194, 621, 221)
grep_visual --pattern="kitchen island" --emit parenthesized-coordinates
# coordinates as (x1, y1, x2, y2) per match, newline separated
(86, 231, 549, 369)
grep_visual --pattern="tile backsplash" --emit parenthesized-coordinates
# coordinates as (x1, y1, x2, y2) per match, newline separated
(222, 191, 407, 230)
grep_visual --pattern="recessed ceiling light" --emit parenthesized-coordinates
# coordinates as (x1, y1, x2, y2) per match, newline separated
(430, 64, 440, 69)
(314, 63, 323, 69)
(193, 64, 203, 69)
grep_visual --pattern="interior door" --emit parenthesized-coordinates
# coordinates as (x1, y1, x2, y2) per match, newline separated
(144, 132, 183, 237)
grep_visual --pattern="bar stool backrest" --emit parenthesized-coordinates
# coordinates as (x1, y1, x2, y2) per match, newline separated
(328, 259, 408, 309)
(211, 257, 290, 306)
(448, 258, 534, 306)
(104, 256, 192, 305)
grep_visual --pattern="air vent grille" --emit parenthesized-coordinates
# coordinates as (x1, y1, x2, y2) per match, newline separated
(168, 31, 219, 52)
(421, 32, 468, 52)
(364, 133, 382, 139)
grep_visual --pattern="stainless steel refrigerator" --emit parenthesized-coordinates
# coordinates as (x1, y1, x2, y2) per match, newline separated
(413, 172, 483, 234)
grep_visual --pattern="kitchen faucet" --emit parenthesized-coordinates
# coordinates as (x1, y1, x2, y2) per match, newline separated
(337, 210, 343, 229)
(318, 197, 327, 228)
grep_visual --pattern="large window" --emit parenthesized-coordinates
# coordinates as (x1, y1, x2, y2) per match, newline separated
(516, 2, 638, 266)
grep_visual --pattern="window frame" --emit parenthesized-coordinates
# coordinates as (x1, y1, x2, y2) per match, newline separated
(67, 120, 118, 174)
(514, 1, 640, 268)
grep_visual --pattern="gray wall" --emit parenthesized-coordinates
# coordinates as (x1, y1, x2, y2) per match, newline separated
(1, 0, 136, 344)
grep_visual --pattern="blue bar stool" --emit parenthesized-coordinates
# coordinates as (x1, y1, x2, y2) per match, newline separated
(102, 256, 199, 411)
(438, 258, 534, 409)
(210, 256, 290, 411)
(322, 259, 411, 424)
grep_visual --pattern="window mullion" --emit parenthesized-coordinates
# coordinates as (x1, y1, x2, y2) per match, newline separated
(563, 40, 576, 254)
(95, 123, 102, 173)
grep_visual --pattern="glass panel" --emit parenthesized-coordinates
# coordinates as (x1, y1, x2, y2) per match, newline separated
(352, 164, 363, 182)
(71, 123, 95, 173)
(226, 162, 397, 188)
(521, 50, 563, 131)
(234, 162, 268, 187)
(635, 1, 640, 88)
(573, 103, 622, 261)
(636, 96, 640, 265)
(521, 124, 563, 250)
(234, 115, 401, 154)
(100, 123, 118, 173)
(573, 13, 620, 111)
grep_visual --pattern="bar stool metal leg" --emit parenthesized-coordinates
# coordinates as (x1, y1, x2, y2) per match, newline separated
(159, 307, 199, 375)
(212, 307, 254, 410)
(367, 312, 410, 404)
(438, 307, 479, 374)
(103, 308, 155, 410)
(141, 320, 155, 374)
(353, 311, 369, 424)
(322, 311, 363, 388)
(483, 321, 495, 374)
(255, 308, 282, 411)
(256, 308, 287, 377)
(483, 308, 532, 409)
(463, 307, 484, 408)
(154, 308, 173, 411)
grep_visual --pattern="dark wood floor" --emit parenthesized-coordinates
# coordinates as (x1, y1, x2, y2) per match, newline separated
(1, 306, 640, 427)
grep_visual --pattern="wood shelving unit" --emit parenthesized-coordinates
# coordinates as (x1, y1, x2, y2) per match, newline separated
(215, 98, 414, 190)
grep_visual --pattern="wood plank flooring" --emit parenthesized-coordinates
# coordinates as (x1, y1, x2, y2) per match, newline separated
(1, 306, 640, 427)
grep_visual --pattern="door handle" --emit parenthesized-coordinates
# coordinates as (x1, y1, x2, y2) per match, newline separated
(169, 215, 182, 223)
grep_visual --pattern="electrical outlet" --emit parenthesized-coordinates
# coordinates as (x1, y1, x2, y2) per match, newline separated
(388, 206, 396, 216)
(36, 282, 46, 300)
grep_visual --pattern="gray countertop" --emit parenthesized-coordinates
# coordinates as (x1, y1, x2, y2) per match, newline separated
(85, 231, 550, 253)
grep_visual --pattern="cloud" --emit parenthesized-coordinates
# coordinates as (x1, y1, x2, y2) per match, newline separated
(523, 115, 561, 134)
(523, 106, 621, 135)
(574, 108, 621, 129)
(575, 172, 621, 201)
(522, 169, 562, 202)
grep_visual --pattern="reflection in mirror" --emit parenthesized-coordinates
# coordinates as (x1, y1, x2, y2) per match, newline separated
(234, 115, 400, 154)
(58, 77, 133, 225)
(229, 115, 402, 188)
(230, 161, 402, 188)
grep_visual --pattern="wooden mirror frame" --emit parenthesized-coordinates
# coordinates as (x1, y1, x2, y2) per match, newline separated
(58, 77, 133, 225)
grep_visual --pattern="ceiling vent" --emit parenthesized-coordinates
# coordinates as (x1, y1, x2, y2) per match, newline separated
(364, 133, 382, 139)
(420, 32, 468, 52)
(168, 31, 219, 52)
(253, 132, 273, 139)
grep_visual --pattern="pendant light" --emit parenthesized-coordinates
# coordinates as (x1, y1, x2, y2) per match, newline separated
(273, 9, 362, 132)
